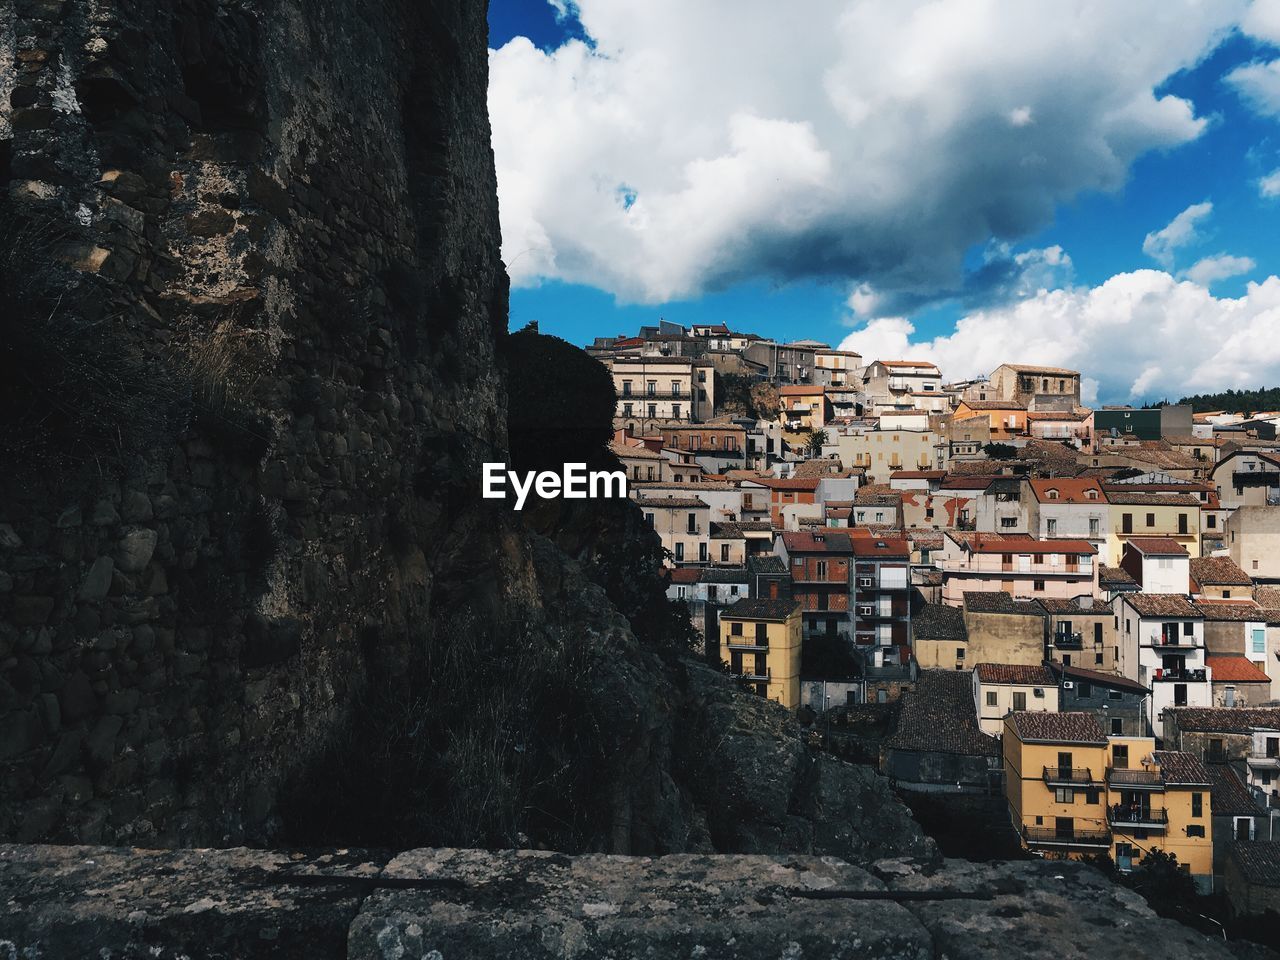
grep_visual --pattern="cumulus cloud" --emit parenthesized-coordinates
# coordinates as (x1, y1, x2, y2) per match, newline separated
(1242, 0, 1280, 45)
(838, 269, 1280, 403)
(1227, 58, 1280, 116)
(1180, 253, 1256, 285)
(1142, 201, 1213, 268)
(490, 1, 1242, 304)
(1261, 169, 1280, 197)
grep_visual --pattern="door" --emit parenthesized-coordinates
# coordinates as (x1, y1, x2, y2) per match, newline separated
(1054, 817, 1074, 839)
(1236, 818, 1253, 841)
(1122, 513, 1133, 534)
(1057, 752, 1073, 779)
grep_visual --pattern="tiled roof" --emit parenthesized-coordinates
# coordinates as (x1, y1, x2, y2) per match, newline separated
(1189, 556, 1253, 587)
(939, 475, 1005, 490)
(913, 568, 944, 586)
(1026, 410, 1091, 421)
(957, 399, 1028, 411)
(746, 555, 787, 575)
(751, 477, 822, 491)
(892, 470, 946, 479)
(1258, 586, 1280, 607)
(1229, 842, 1280, 886)
(1122, 593, 1202, 619)
(884, 670, 999, 757)
(1196, 599, 1264, 622)
(975, 663, 1056, 685)
(1048, 662, 1148, 695)
(1099, 565, 1138, 588)
(1106, 492, 1202, 507)
(912, 603, 968, 641)
(964, 592, 1048, 616)
(737, 521, 773, 532)
(700, 567, 750, 585)
(906, 529, 945, 549)
(1035, 597, 1107, 616)
(780, 384, 825, 396)
(611, 441, 665, 459)
(1125, 537, 1188, 556)
(710, 522, 745, 539)
(1208, 764, 1261, 817)
(1151, 750, 1211, 787)
(1029, 478, 1105, 503)
(967, 538, 1096, 556)
(636, 496, 710, 509)
(666, 568, 701, 584)
(722, 598, 799, 621)
(1164, 707, 1280, 733)
(779, 530, 853, 554)
(999, 363, 1080, 376)
(791, 459, 853, 479)
(1009, 711, 1107, 745)
(878, 359, 939, 369)
(850, 537, 910, 558)
(1205, 655, 1271, 683)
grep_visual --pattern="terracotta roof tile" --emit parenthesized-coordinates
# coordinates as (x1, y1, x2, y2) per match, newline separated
(963, 592, 1048, 616)
(884, 670, 998, 756)
(1195, 599, 1265, 622)
(1208, 764, 1261, 817)
(975, 663, 1056, 685)
(1165, 707, 1280, 733)
(1125, 537, 1188, 556)
(1099, 565, 1138, 588)
(1205, 656, 1271, 683)
(1122, 593, 1202, 618)
(1189, 557, 1253, 588)
(1151, 750, 1211, 787)
(1029, 478, 1106, 503)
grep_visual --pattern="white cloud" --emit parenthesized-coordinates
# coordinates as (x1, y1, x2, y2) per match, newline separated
(1242, 0, 1280, 45)
(838, 269, 1280, 403)
(1142, 201, 1213, 268)
(1180, 253, 1256, 285)
(1261, 168, 1280, 197)
(490, 1, 1243, 304)
(1227, 58, 1280, 117)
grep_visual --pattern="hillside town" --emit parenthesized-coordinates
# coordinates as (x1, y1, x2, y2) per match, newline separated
(594, 320, 1280, 911)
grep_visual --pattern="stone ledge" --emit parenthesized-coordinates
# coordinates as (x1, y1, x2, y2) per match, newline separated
(0, 845, 1265, 959)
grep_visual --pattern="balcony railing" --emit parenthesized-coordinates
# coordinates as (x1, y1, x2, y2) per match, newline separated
(1247, 755, 1280, 769)
(1043, 766, 1097, 786)
(1108, 805, 1169, 830)
(726, 637, 769, 651)
(1054, 632, 1084, 650)
(1152, 668, 1207, 682)
(733, 667, 771, 682)
(1107, 767, 1163, 789)
(1023, 825, 1111, 848)
(1148, 635, 1192, 649)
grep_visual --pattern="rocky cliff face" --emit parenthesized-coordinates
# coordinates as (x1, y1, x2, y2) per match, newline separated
(0, 0, 933, 862)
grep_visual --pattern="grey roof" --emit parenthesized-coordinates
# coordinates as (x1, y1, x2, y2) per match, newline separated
(746, 555, 787, 575)
(963, 592, 1048, 616)
(700, 567, 750, 584)
(722, 598, 800, 621)
(884, 671, 999, 757)
(1230, 842, 1280, 886)
(912, 603, 968, 641)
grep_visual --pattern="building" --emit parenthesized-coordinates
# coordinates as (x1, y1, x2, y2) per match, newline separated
(1189, 556, 1255, 601)
(1048, 663, 1149, 738)
(851, 537, 912, 660)
(951, 399, 1028, 442)
(956, 592, 1047, 668)
(604, 356, 716, 432)
(1038, 597, 1118, 672)
(1104, 491, 1202, 563)
(1028, 478, 1109, 554)
(1117, 538, 1190, 595)
(813, 348, 863, 387)
(1226, 506, 1280, 583)
(1197, 599, 1270, 678)
(775, 530, 853, 642)
(611, 438, 673, 484)
(1095, 407, 1162, 443)
(881, 670, 1002, 793)
(1114, 593, 1210, 737)
(974, 663, 1059, 736)
(1002, 712, 1214, 891)
(861, 360, 943, 413)
(973, 476, 1034, 534)
(779, 384, 829, 433)
(1208, 764, 1269, 888)
(719, 598, 803, 711)
(1211, 450, 1280, 512)
(637, 495, 712, 566)
(940, 536, 1098, 606)
(1026, 409, 1093, 447)
(988, 363, 1082, 412)
(1224, 843, 1280, 918)
(836, 427, 940, 482)
(1205, 655, 1272, 709)
(911, 603, 970, 671)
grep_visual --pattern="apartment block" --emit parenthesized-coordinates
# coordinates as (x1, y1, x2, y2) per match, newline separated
(775, 530, 853, 642)
(719, 598, 804, 711)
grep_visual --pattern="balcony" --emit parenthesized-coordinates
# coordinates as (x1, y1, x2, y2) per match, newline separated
(1053, 632, 1084, 650)
(1107, 767, 1163, 790)
(1247, 755, 1280, 770)
(1043, 766, 1097, 787)
(733, 667, 772, 682)
(1108, 805, 1169, 831)
(1023, 825, 1111, 849)
(1152, 668, 1207, 682)
(726, 637, 769, 651)
(1148, 634, 1193, 650)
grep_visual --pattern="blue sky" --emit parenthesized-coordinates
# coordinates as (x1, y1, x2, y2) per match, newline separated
(487, 2, 1280, 400)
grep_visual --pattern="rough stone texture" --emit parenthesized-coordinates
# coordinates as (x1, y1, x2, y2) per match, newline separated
(0, 0, 932, 865)
(1, 844, 1268, 959)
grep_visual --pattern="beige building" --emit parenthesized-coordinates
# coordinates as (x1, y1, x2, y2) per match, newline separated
(974, 663, 1060, 736)
(837, 427, 940, 482)
(605, 356, 715, 432)
(959, 592, 1049, 668)
(1104, 491, 1201, 564)
(814, 349, 863, 387)
(1226, 506, 1280, 582)
(988, 363, 1082, 412)
(636, 495, 711, 567)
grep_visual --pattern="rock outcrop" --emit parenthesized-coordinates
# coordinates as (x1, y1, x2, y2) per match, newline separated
(1, 843, 1268, 959)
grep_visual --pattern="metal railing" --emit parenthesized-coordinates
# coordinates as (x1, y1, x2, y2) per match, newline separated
(1054, 632, 1084, 649)
(1108, 805, 1169, 828)
(1152, 668, 1207, 682)
(1023, 825, 1111, 846)
(1043, 766, 1096, 786)
(1107, 767, 1162, 787)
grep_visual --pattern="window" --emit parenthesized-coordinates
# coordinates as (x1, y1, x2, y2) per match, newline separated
(731, 621, 743, 636)
(1267, 737, 1279, 759)
(622, 380, 633, 396)
(1032, 580, 1045, 592)
(687, 513, 698, 533)
(720, 543, 730, 562)
(986, 691, 997, 707)
(647, 380, 657, 396)
(1122, 513, 1133, 534)
(1047, 518, 1057, 534)
(1013, 691, 1027, 711)
(1183, 621, 1193, 636)
(1001, 518, 1017, 528)
(816, 561, 828, 579)
(755, 623, 768, 644)
(1252, 629, 1266, 656)
(1077, 682, 1092, 698)
(1208, 739, 1224, 762)
(1055, 787, 1074, 803)
(698, 543, 708, 563)
(1186, 824, 1205, 838)
(675, 543, 684, 561)
(647, 404, 657, 418)
(1208, 515, 1216, 529)
(645, 513, 654, 527)
(671, 380, 680, 395)
(1095, 623, 1103, 646)
(1111, 718, 1123, 735)
(956, 648, 966, 660)
(1085, 787, 1100, 804)
(1112, 745, 1129, 769)
(1145, 512, 1156, 527)
(623, 403, 633, 416)
(1108, 689, 1121, 700)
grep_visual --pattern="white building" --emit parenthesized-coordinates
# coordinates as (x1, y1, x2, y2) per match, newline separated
(1114, 593, 1211, 738)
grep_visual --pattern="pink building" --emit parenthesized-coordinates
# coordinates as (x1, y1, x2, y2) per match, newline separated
(940, 536, 1098, 606)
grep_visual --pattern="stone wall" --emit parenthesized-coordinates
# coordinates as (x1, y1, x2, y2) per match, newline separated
(0, 843, 1267, 959)
(0, 0, 511, 845)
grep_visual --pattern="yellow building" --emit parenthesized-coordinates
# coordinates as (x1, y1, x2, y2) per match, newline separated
(1003, 711, 1214, 891)
(1104, 491, 1201, 564)
(720, 598, 803, 711)
(837, 428, 940, 482)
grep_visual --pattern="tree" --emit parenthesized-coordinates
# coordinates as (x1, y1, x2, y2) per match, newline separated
(804, 428, 830, 458)
(983, 442, 1018, 460)
(1124, 849, 1200, 919)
